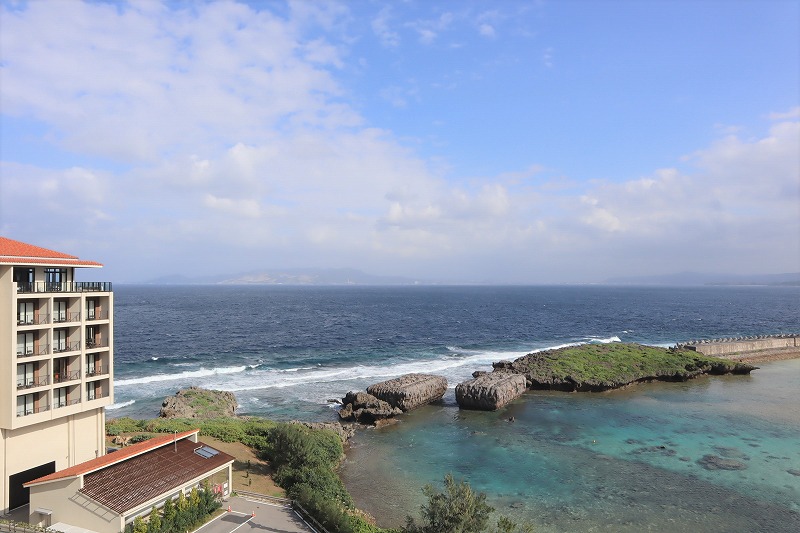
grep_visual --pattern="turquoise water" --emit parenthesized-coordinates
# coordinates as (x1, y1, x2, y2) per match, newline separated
(340, 359, 800, 532)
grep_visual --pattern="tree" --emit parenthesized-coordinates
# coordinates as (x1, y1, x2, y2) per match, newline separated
(146, 506, 161, 533)
(132, 516, 147, 533)
(404, 474, 494, 533)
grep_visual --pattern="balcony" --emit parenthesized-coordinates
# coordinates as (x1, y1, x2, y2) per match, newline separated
(53, 370, 81, 384)
(53, 340, 80, 354)
(86, 365, 108, 378)
(86, 338, 108, 349)
(17, 404, 50, 417)
(86, 391, 109, 402)
(86, 310, 110, 321)
(16, 376, 49, 389)
(53, 312, 81, 324)
(17, 281, 112, 294)
(54, 397, 81, 409)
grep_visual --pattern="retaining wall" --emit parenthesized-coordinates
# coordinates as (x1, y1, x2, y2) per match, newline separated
(682, 335, 799, 356)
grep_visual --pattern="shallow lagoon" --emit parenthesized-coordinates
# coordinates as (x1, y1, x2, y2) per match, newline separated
(341, 359, 800, 532)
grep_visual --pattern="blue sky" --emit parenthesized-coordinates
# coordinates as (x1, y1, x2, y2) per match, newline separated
(1, 0, 798, 283)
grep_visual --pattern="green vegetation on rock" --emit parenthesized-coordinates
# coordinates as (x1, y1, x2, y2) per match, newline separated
(494, 343, 756, 391)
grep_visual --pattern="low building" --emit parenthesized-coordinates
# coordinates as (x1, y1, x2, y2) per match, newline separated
(25, 429, 234, 533)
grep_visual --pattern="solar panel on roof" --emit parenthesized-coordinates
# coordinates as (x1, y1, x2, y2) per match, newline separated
(194, 446, 220, 459)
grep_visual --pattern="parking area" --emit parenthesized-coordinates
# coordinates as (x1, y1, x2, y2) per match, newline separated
(194, 495, 316, 533)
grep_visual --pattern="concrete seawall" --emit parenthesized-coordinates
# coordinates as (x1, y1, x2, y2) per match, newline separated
(680, 334, 799, 360)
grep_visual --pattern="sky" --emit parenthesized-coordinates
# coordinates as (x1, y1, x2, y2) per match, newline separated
(1, 0, 798, 284)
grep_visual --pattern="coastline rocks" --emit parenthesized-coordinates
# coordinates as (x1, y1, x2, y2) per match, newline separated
(455, 373, 527, 411)
(338, 391, 402, 425)
(491, 344, 757, 392)
(160, 387, 238, 419)
(366, 373, 448, 411)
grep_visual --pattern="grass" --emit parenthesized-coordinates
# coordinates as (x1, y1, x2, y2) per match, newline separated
(508, 343, 751, 390)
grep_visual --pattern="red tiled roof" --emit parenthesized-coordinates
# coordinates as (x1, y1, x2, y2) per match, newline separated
(25, 430, 200, 486)
(0, 236, 102, 267)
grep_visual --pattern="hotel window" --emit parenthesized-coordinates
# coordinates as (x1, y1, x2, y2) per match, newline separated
(54, 300, 67, 323)
(13, 267, 34, 291)
(54, 387, 68, 408)
(86, 325, 98, 348)
(87, 298, 97, 320)
(45, 268, 67, 291)
(17, 362, 35, 388)
(17, 332, 34, 356)
(54, 329, 68, 352)
(17, 394, 35, 417)
(87, 381, 100, 401)
(86, 354, 98, 375)
(17, 301, 34, 325)
(54, 358, 69, 382)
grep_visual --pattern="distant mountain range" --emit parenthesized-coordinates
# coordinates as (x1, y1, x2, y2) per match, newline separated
(604, 271, 800, 286)
(143, 269, 800, 287)
(144, 268, 419, 286)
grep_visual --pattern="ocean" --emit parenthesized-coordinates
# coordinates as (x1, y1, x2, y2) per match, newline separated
(109, 285, 800, 532)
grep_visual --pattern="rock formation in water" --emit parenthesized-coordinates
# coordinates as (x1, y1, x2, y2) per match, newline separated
(159, 386, 238, 418)
(455, 373, 527, 410)
(338, 391, 403, 425)
(489, 343, 757, 393)
(366, 373, 448, 411)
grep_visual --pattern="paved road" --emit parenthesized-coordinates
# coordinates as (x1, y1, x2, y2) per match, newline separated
(194, 495, 315, 533)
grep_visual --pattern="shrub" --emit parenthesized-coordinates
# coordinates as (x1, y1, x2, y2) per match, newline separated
(106, 417, 145, 435)
(404, 474, 493, 533)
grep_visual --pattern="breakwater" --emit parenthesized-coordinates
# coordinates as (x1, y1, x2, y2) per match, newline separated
(679, 334, 799, 359)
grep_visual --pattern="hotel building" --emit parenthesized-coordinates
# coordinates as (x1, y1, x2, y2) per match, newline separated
(0, 236, 113, 513)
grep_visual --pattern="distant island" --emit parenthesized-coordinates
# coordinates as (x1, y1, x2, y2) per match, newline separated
(140, 268, 800, 287)
(144, 268, 420, 286)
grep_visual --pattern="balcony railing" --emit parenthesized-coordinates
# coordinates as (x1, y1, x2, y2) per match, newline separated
(19, 314, 52, 326)
(16, 376, 49, 389)
(86, 391, 109, 401)
(86, 311, 110, 321)
(17, 282, 112, 294)
(53, 340, 80, 353)
(16, 347, 35, 357)
(53, 312, 81, 324)
(86, 365, 108, 377)
(53, 370, 81, 384)
(16, 404, 50, 417)
(54, 397, 81, 409)
(86, 339, 107, 349)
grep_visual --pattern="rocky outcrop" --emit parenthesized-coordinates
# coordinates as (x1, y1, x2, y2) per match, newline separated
(490, 344, 757, 392)
(159, 387, 238, 419)
(366, 373, 448, 411)
(455, 373, 527, 410)
(338, 391, 402, 425)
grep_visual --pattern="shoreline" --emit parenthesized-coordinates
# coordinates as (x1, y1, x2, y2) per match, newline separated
(719, 349, 800, 364)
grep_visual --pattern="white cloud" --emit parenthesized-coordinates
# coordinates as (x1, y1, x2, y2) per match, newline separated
(478, 24, 496, 38)
(1, 2, 797, 283)
(371, 7, 399, 48)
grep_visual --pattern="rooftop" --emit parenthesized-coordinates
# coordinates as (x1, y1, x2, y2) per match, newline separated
(26, 429, 234, 514)
(25, 430, 200, 485)
(0, 236, 102, 267)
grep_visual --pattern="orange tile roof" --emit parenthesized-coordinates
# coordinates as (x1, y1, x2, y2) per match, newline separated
(0, 236, 102, 267)
(25, 430, 200, 486)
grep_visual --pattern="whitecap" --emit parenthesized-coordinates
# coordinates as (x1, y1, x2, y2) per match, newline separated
(114, 365, 248, 386)
(107, 399, 136, 410)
